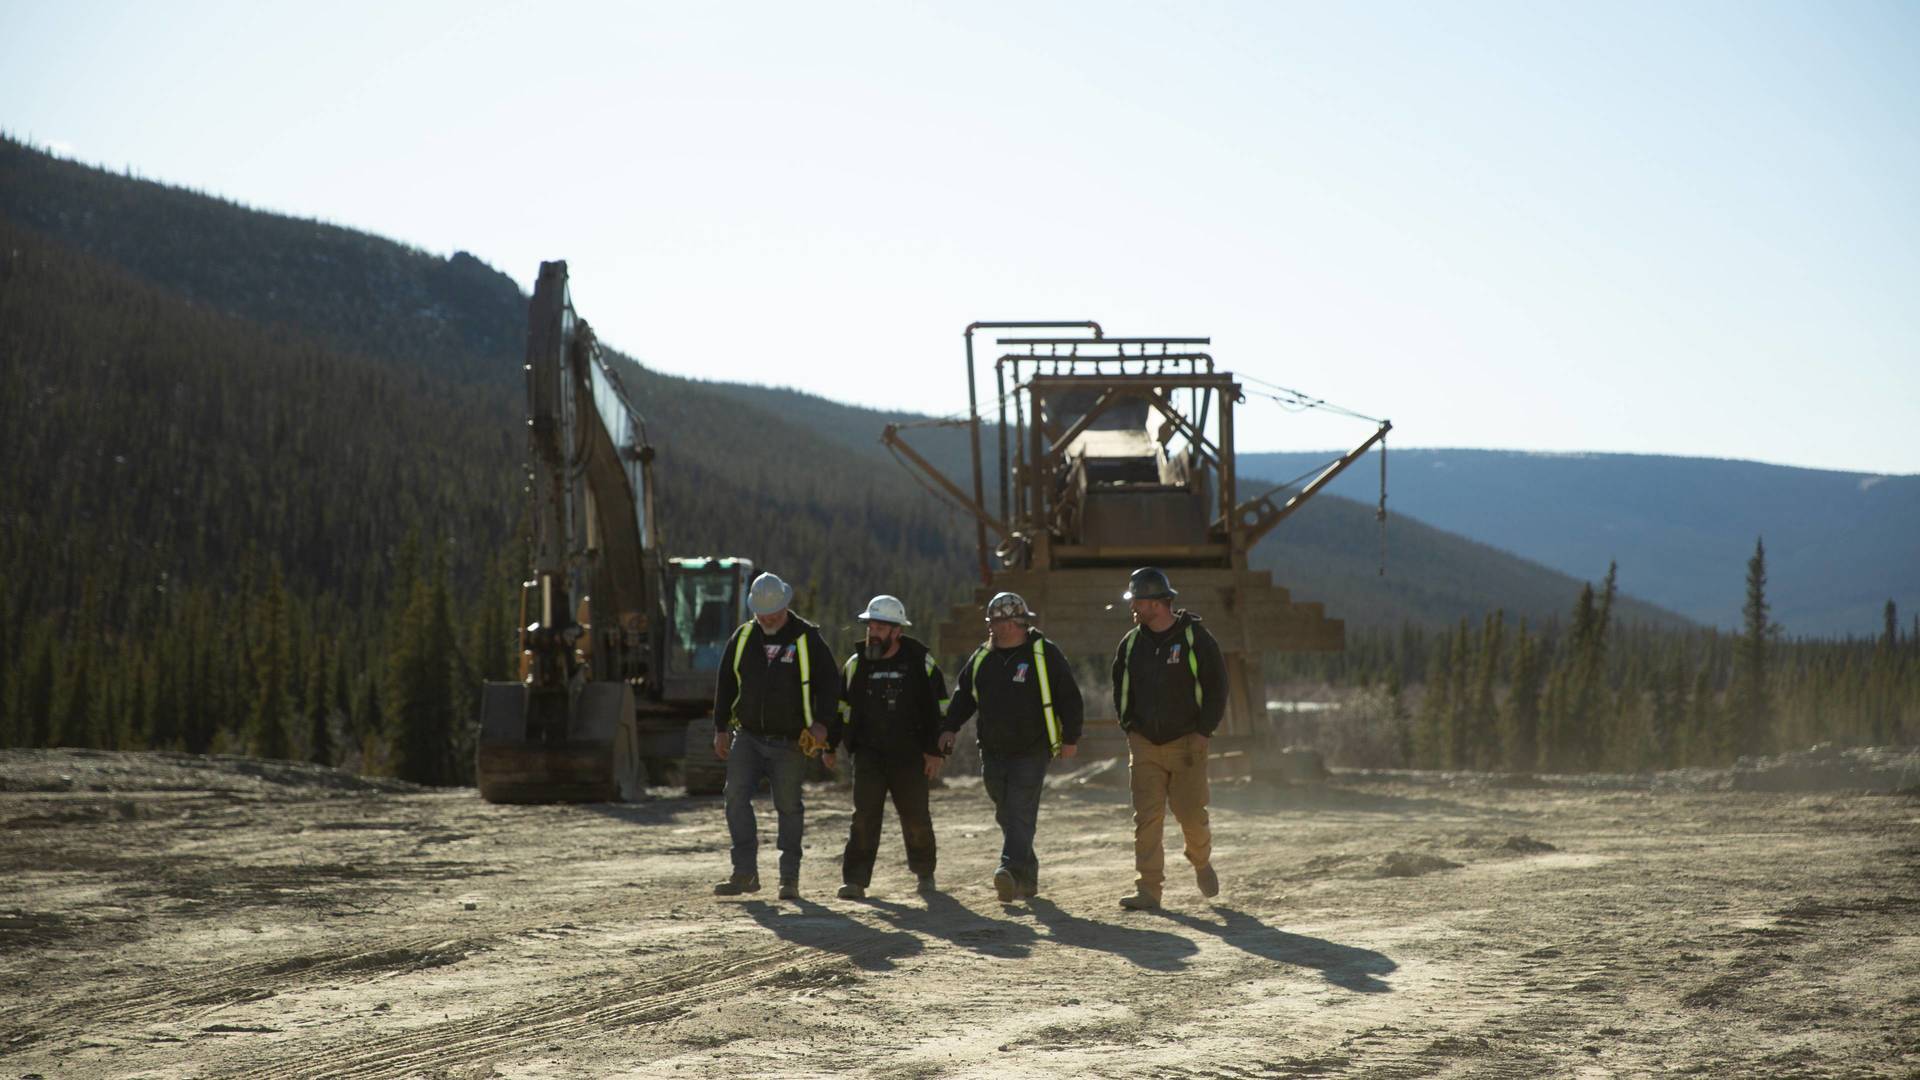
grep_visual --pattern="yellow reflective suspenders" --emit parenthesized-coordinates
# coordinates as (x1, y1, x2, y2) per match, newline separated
(797, 631, 814, 728)
(969, 640, 1061, 754)
(839, 655, 859, 723)
(1032, 638, 1061, 755)
(927, 653, 949, 716)
(1119, 624, 1202, 721)
(727, 622, 754, 729)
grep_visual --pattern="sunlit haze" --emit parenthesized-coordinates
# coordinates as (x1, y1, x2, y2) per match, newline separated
(5, 0, 1916, 473)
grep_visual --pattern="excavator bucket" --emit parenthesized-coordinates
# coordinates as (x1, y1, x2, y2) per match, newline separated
(475, 681, 645, 803)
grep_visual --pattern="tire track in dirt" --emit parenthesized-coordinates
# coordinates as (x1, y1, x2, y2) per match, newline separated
(0, 929, 490, 1039)
(249, 931, 912, 1078)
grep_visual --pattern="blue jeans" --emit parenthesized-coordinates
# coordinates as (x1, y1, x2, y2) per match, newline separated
(724, 730, 806, 881)
(981, 750, 1048, 891)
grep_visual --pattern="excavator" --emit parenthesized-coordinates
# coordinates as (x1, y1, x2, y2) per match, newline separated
(475, 261, 748, 802)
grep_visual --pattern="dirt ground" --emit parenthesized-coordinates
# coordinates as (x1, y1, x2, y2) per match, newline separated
(1, 748, 1915, 1079)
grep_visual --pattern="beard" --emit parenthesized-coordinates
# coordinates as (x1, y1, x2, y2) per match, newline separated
(865, 638, 889, 659)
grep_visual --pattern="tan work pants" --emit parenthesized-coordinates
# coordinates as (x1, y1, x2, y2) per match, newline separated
(1128, 731, 1212, 899)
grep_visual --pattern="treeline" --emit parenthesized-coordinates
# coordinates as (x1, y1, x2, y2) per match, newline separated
(0, 215, 973, 782)
(1270, 543, 1919, 771)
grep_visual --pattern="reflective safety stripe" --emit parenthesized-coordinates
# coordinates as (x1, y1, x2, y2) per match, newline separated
(839, 655, 859, 722)
(1185, 625, 1202, 707)
(1032, 639, 1061, 755)
(797, 632, 814, 727)
(927, 654, 949, 716)
(1119, 624, 1203, 719)
(727, 623, 754, 729)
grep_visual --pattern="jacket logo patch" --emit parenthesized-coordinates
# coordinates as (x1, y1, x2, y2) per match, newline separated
(783, 645, 797, 663)
(1013, 662, 1029, 683)
(1168, 644, 1183, 664)
(765, 644, 797, 663)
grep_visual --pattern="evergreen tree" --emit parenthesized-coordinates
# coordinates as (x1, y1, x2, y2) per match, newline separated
(305, 640, 334, 766)
(1500, 619, 1542, 771)
(1414, 633, 1453, 768)
(249, 563, 293, 759)
(387, 543, 459, 785)
(1730, 538, 1775, 756)
(1465, 610, 1505, 769)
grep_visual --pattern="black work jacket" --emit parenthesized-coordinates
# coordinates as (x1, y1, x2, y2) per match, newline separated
(944, 629, 1084, 758)
(828, 635, 949, 761)
(713, 615, 838, 738)
(1111, 611, 1228, 743)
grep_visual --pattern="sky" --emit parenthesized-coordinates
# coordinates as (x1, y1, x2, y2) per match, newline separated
(5, 0, 1918, 474)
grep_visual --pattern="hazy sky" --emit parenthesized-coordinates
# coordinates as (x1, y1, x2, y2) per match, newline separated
(5, 1, 1917, 474)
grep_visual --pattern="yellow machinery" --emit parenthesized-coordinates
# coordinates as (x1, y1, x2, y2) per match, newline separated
(475, 262, 749, 802)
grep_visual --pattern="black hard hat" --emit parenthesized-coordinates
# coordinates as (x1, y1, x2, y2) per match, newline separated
(1123, 567, 1177, 602)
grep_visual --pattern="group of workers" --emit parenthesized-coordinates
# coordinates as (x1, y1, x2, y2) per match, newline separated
(708, 566, 1227, 912)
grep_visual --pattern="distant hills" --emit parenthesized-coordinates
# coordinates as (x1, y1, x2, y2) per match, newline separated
(1243, 449, 1919, 637)
(4, 133, 1704, 660)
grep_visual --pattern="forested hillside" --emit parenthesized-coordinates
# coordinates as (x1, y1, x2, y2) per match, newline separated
(0, 135, 523, 384)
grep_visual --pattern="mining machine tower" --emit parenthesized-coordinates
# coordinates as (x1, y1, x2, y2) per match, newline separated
(885, 323, 1389, 743)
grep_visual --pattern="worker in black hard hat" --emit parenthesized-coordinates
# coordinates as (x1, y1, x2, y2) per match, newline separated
(1111, 567, 1228, 911)
(939, 590, 1084, 903)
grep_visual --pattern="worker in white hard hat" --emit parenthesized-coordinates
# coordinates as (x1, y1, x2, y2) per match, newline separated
(938, 590, 1083, 903)
(710, 572, 840, 901)
(826, 595, 950, 899)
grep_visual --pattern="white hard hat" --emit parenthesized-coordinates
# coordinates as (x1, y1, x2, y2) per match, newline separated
(984, 591, 1035, 622)
(857, 595, 911, 626)
(747, 572, 794, 616)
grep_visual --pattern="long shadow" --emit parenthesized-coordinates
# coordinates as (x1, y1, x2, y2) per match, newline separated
(1156, 906, 1396, 993)
(865, 891, 1040, 959)
(1026, 897, 1198, 972)
(737, 898, 924, 972)
(1050, 783, 1488, 819)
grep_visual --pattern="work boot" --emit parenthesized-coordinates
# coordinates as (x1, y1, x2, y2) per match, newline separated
(778, 878, 801, 901)
(993, 868, 1017, 903)
(1196, 864, 1220, 898)
(712, 873, 760, 896)
(1119, 891, 1161, 911)
(915, 874, 937, 895)
(836, 883, 865, 900)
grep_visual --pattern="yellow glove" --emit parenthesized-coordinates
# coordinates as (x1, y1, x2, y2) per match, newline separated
(798, 727, 826, 759)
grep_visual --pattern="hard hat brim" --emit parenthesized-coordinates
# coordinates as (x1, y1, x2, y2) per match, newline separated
(856, 613, 911, 627)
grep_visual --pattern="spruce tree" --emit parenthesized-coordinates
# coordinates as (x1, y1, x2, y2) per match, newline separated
(249, 564, 293, 759)
(1501, 619, 1543, 771)
(1730, 538, 1776, 756)
(1466, 611, 1505, 769)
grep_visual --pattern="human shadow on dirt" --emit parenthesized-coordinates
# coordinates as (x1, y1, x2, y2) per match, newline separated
(1155, 906, 1396, 993)
(738, 898, 924, 972)
(1025, 897, 1198, 972)
(1051, 782, 1485, 819)
(864, 891, 1040, 959)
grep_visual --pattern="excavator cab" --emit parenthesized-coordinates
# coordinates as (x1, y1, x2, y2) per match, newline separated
(660, 556, 755, 702)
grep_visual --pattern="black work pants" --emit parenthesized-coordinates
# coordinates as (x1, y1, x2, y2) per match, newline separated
(842, 750, 935, 887)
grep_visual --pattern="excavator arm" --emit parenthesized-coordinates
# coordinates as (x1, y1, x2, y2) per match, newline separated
(478, 261, 663, 803)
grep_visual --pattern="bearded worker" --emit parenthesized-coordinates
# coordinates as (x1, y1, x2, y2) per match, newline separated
(827, 595, 949, 899)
